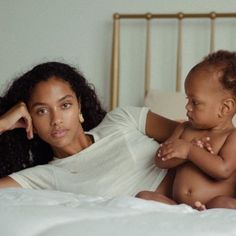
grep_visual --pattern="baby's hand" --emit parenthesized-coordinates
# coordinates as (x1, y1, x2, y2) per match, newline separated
(157, 139, 191, 161)
(191, 137, 214, 154)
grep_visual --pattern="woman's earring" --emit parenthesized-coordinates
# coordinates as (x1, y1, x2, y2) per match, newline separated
(79, 113, 84, 123)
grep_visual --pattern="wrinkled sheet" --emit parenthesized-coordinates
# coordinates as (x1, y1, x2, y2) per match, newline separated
(0, 188, 235, 236)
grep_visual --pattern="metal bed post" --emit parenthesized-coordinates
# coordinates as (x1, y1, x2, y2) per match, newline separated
(176, 12, 183, 92)
(144, 13, 152, 97)
(110, 13, 120, 110)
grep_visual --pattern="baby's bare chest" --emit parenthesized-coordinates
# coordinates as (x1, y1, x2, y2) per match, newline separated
(180, 129, 230, 154)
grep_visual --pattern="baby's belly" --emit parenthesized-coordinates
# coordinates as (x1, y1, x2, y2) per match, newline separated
(172, 162, 235, 207)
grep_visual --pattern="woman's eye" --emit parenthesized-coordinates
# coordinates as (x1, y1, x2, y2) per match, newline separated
(36, 108, 48, 115)
(62, 103, 72, 109)
(192, 100, 199, 106)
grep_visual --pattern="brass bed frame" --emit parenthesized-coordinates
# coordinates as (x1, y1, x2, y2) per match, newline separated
(110, 12, 236, 110)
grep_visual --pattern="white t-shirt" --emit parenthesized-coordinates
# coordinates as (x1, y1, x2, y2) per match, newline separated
(10, 106, 167, 197)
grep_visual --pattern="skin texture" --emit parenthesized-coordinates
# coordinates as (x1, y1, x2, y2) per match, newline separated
(137, 65, 236, 210)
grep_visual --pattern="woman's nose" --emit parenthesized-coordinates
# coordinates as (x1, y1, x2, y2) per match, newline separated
(51, 111, 63, 126)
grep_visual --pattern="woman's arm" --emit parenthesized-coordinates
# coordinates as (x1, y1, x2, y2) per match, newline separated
(0, 176, 22, 188)
(145, 110, 179, 143)
(0, 102, 33, 139)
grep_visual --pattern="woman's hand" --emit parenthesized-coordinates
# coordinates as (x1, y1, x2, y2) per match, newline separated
(0, 102, 33, 139)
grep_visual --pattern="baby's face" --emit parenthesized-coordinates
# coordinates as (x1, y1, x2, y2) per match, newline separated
(184, 67, 231, 129)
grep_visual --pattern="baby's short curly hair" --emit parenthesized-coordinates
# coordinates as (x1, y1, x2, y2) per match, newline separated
(192, 50, 236, 97)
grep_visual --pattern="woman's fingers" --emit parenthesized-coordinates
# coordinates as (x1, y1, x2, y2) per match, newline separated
(24, 115, 33, 140)
(1, 102, 33, 139)
(19, 103, 33, 139)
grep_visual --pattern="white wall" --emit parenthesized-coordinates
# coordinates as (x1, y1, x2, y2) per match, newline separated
(0, 0, 236, 110)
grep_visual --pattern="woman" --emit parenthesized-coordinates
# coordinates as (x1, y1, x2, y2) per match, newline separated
(0, 61, 178, 196)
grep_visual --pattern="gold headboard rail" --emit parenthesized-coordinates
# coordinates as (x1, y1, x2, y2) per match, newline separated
(110, 12, 236, 110)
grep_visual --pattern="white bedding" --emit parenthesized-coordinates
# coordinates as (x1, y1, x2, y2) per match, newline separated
(1, 188, 236, 236)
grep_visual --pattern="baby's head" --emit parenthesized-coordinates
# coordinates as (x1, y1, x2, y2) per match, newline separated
(189, 50, 236, 97)
(184, 50, 236, 129)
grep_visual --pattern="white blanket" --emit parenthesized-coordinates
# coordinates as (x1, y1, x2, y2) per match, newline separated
(0, 188, 236, 236)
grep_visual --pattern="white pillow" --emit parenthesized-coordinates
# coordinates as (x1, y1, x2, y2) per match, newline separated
(145, 89, 187, 120)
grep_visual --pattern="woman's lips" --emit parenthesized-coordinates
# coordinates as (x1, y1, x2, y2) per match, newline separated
(51, 129, 68, 138)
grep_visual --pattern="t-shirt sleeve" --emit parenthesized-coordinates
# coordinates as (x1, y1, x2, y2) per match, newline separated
(9, 164, 56, 189)
(104, 106, 149, 134)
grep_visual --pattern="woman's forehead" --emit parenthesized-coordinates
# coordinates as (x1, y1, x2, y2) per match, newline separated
(29, 77, 77, 103)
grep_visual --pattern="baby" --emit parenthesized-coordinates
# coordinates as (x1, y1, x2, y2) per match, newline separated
(137, 50, 236, 210)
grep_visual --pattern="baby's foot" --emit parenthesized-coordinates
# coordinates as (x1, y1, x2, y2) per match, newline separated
(194, 201, 206, 211)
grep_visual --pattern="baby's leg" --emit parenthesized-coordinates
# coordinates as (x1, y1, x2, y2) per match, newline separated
(155, 169, 175, 198)
(206, 196, 236, 209)
(136, 191, 177, 205)
(135, 169, 176, 205)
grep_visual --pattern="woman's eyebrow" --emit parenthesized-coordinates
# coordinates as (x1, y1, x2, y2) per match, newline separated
(30, 102, 47, 109)
(30, 95, 75, 109)
(58, 95, 75, 102)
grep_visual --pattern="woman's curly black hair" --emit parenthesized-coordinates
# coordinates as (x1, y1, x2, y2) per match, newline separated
(0, 62, 107, 177)
(191, 50, 236, 97)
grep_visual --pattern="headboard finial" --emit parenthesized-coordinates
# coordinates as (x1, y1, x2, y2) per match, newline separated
(146, 13, 152, 20)
(210, 12, 216, 19)
(113, 13, 120, 19)
(178, 12, 184, 19)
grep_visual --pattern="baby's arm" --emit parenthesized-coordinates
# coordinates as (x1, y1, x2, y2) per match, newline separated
(187, 130, 236, 179)
(155, 122, 187, 169)
(160, 130, 236, 180)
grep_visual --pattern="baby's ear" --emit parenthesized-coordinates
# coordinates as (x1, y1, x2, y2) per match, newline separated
(221, 98, 235, 116)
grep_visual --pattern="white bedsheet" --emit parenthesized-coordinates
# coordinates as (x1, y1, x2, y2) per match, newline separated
(0, 189, 236, 236)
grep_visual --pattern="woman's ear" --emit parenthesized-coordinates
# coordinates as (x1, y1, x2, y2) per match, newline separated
(77, 97, 84, 123)
(221, 98, 235, 116)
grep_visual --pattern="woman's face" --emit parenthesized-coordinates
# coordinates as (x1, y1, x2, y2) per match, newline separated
(28, 77, 82, 152)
